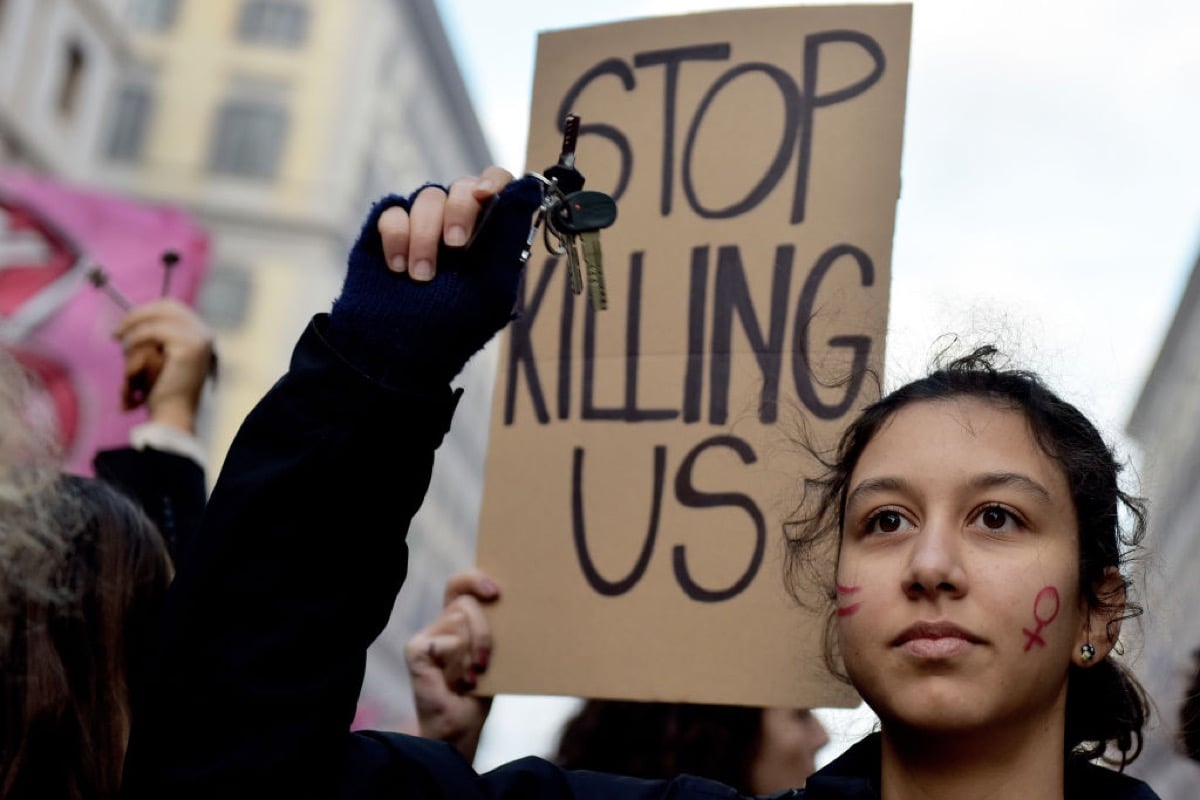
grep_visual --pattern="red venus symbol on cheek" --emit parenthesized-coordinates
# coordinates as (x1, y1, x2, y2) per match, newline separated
(1022, 586, 1060, 651)
(836, 583, 862, 618)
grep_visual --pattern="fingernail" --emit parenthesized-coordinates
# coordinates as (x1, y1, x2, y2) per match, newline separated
(411, 260, 433, 281)
(475, 648, 491, 670)
(390, 255, 407, 273)
(480, 578, 500, 597)
(477, 179, 495, 194)
(445, 226, 467, 247)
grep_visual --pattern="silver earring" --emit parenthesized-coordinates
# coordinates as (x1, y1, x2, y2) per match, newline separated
(1080, 643, 1096, 662)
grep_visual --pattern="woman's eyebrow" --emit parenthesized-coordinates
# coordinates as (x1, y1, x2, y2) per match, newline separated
(845, 476, 909, 508)
(846, 473, 1052, 509)
(970, 472, 1052, 502)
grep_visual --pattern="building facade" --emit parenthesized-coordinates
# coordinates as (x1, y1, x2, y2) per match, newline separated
(1126, 248, 1200, 798)
(3, 0, 496, 732)
(0, 0, 133, 178)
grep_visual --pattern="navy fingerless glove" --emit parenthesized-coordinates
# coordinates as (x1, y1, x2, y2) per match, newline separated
(327, 176, 544, 388)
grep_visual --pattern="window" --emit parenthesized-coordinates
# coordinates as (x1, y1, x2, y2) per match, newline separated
(237, 1, 309, 47)
(128, 0, 180, 32)
(104, 83, 154, 161)
(57, 42, 86, 119)
(198, 264, 254, 330)
(208, 95, 288, 179)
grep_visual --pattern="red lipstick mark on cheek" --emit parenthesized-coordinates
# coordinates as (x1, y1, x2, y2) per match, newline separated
(836, 583, 863, 617)
(1021, 586, 1060, 651)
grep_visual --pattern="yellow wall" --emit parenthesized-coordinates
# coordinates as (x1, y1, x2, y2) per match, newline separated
(131, 1, 356, 214)
(125, 1, 360, 471)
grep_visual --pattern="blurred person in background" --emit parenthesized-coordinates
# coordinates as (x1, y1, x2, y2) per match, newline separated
(0, 296, 212, 799)
(0, 350, 173, 800)
(93, 298, 214, 562)
(406, 569, 829, 795)
(559, 702, 828, 794)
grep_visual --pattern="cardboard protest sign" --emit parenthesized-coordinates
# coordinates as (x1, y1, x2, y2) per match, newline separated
(476, 4, 910, 708)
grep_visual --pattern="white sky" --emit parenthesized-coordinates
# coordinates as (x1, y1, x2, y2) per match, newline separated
(432, 0, 1200, 771)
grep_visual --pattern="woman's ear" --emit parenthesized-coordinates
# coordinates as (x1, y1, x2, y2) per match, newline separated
(1075, 566, 1125, 668)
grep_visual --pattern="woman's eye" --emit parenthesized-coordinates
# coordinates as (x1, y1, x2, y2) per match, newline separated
(974, 504, 1021, 532)
(865, 509, 911, 535)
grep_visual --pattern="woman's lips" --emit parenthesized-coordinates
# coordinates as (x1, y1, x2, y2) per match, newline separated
(892, 621, 984, 658)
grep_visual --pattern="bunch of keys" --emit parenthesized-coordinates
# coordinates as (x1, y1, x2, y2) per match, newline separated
(526, 114, 618, 311)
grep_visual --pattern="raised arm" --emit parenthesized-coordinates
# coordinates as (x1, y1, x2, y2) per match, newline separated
(121, 169, 539, 799)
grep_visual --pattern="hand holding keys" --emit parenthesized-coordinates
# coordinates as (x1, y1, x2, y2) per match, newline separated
(430, 114, 617, 311)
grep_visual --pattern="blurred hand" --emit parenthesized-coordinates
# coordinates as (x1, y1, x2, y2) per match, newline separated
(114, 299, 214, 433)
(377, 166, 515, 282)
(404, 569, 501, 762)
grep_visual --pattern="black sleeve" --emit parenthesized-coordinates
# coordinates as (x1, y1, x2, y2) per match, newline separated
(339, 734, 746, 800)
(120, 316, 742, 800)
(121, 316, 459, 799)
(93, 445, 207, 563)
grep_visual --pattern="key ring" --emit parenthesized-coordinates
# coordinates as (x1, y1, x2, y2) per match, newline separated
(516, 172, 569, 261)
(543, 218, 567, 256)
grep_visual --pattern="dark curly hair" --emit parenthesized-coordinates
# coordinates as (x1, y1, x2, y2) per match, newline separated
(784, 345, 1149, 767)
(1181, 649, 1200, 763)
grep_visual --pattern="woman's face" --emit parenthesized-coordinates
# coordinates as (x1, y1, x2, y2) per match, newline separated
(835, 398, 1094, 740)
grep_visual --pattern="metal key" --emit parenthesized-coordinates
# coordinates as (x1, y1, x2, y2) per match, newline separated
(541, 196, 582, 295)
(580, 231, 606, 310)
(543, 113, 586, 196)
(553, 190, 618, 310)
(565, 235, 584, 295)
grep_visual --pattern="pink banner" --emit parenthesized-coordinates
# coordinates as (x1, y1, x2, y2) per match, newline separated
(0, 170, 210, 474)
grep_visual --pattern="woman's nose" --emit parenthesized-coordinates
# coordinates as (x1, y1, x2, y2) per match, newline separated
(901, 516, 967, 600)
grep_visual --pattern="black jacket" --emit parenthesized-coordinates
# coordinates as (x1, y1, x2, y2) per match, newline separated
(93, 444, 206, 563)
(800, 734, 1159, 800)
(120, 318, 1161, 800)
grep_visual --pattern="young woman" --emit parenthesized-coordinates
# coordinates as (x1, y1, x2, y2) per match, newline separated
(121, 169, 1161, 800)
(783, 349, 1152, 798)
